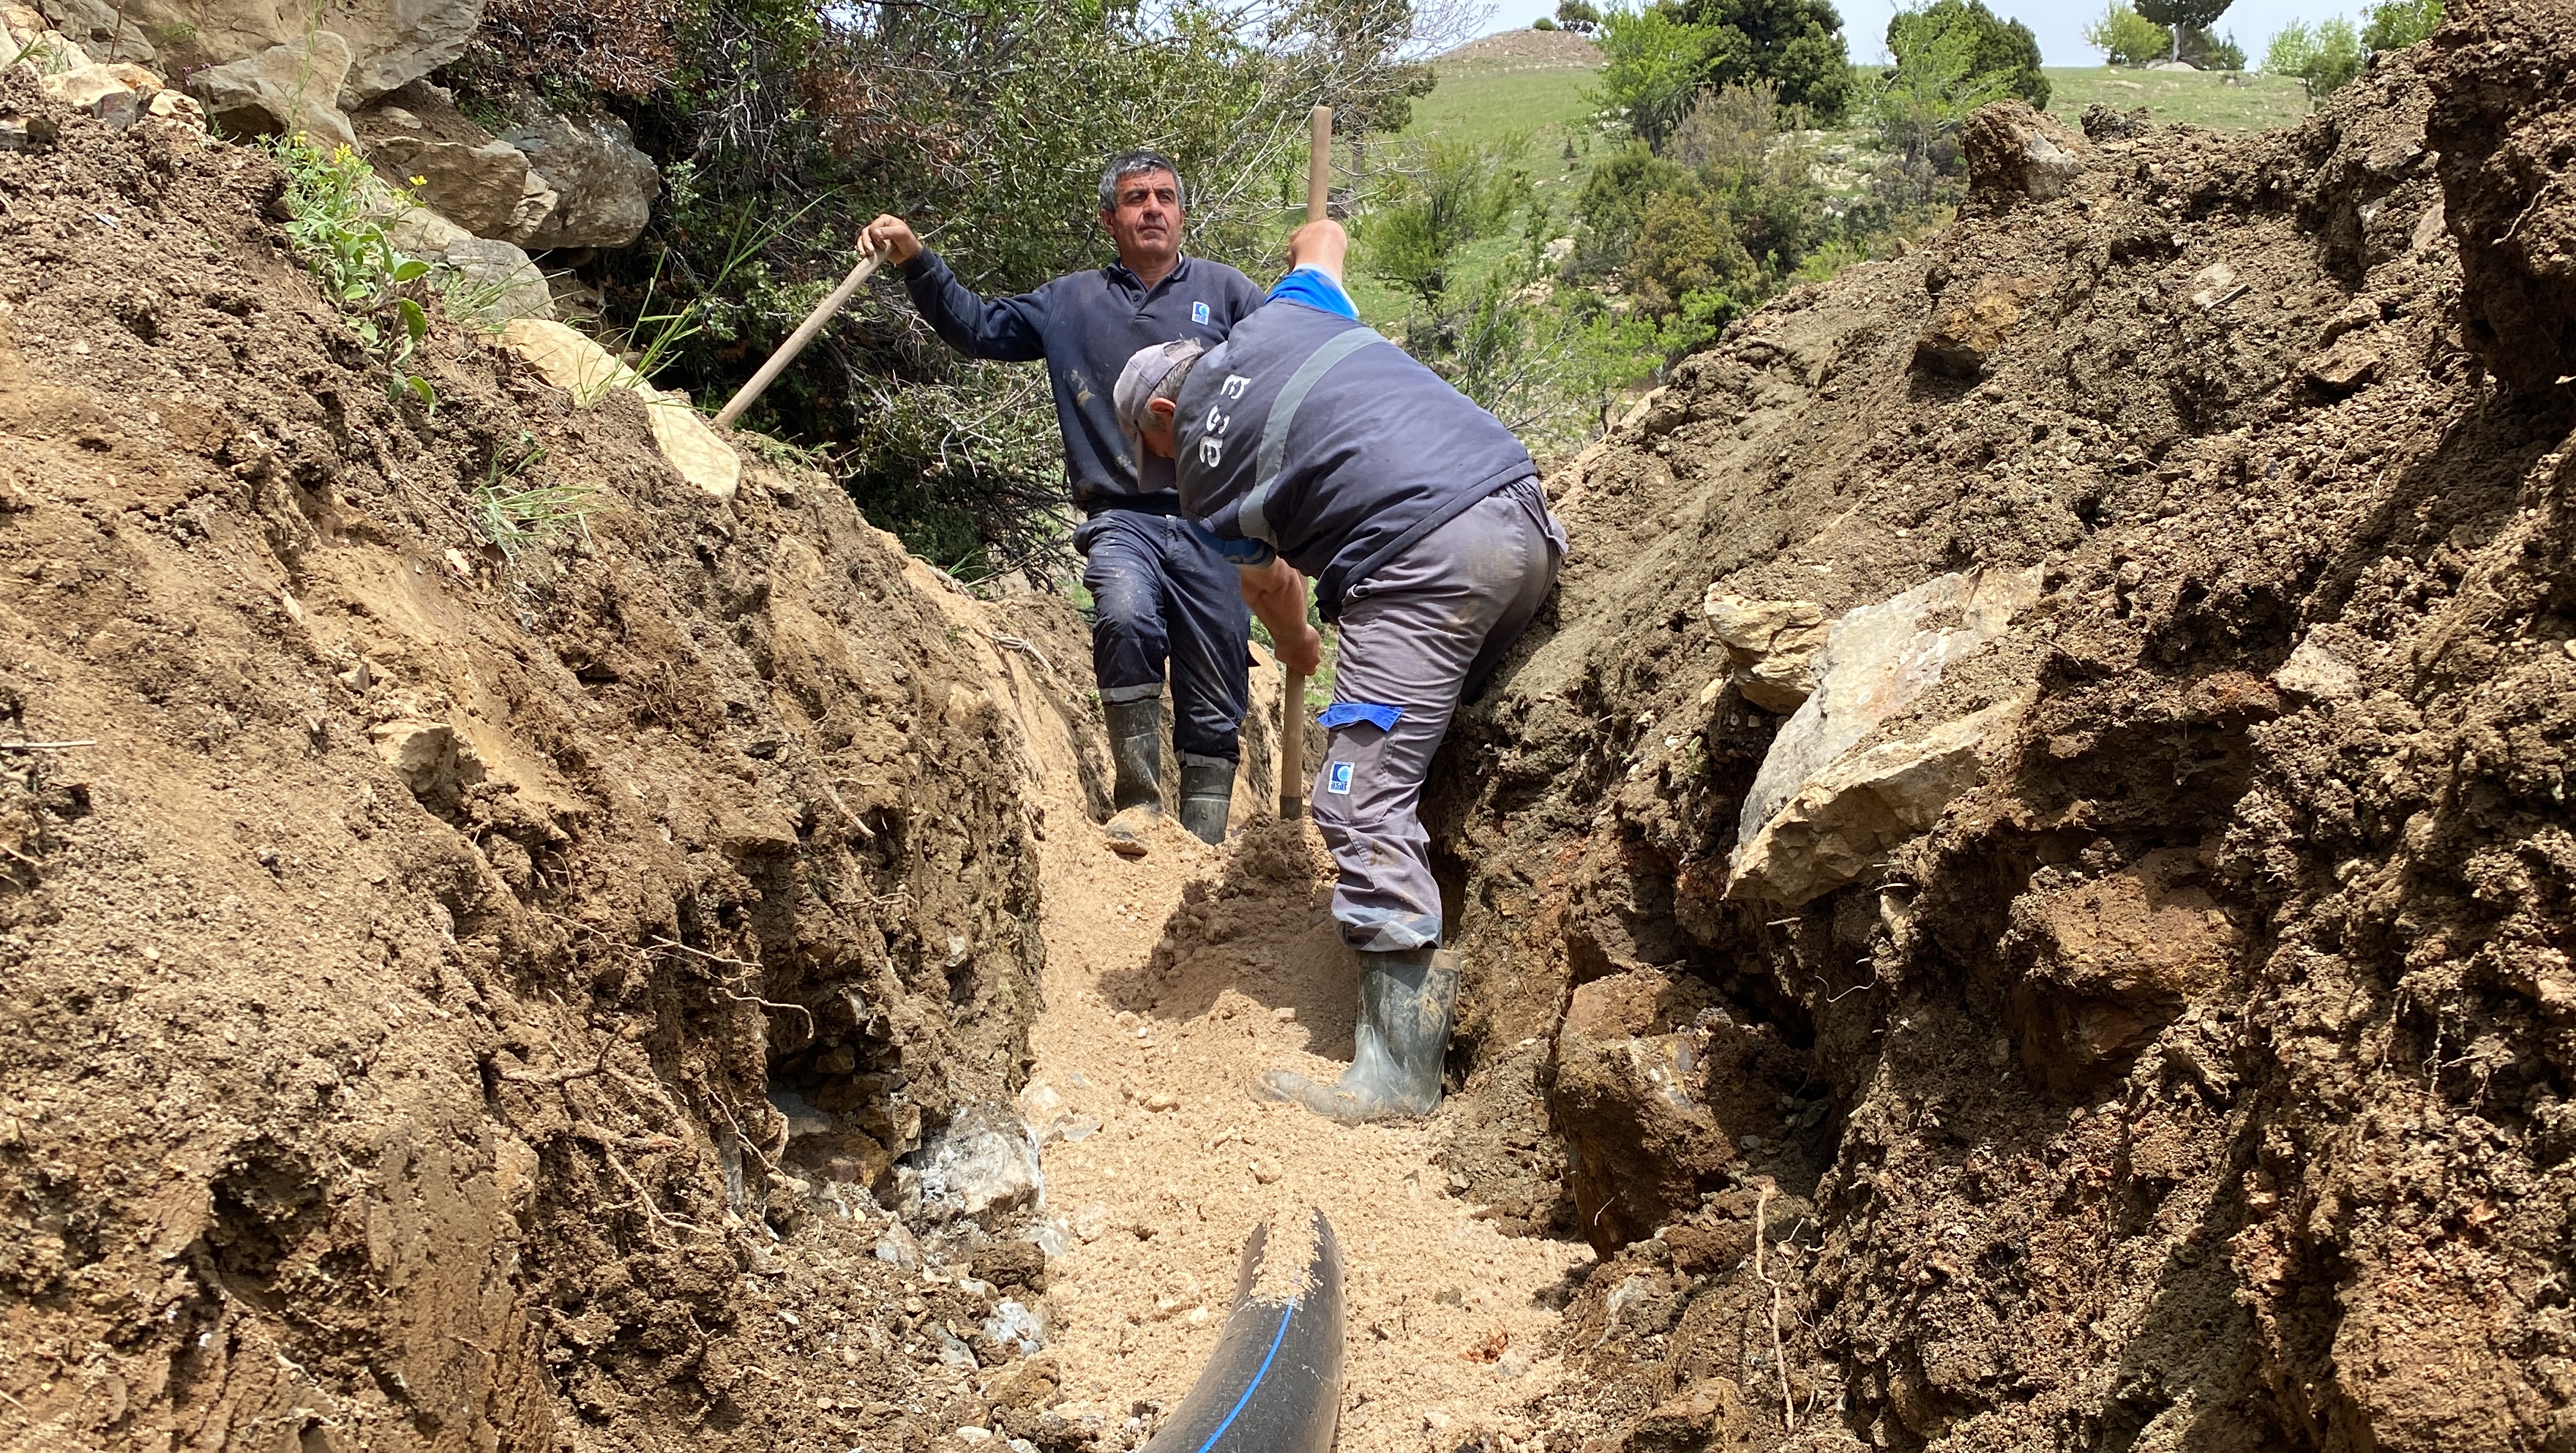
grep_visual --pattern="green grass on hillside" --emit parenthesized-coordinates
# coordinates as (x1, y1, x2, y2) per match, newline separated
(2041, 66, 2313, 132)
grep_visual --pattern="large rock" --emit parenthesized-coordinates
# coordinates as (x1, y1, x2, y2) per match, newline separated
(1912, 274, 2047, 378)
(36, 61, 138, 127)
(1963, 98, 2086, 201)
(2004, 849, 2242, 1092)
(378, 199, 553, 324)
(187, 31, 356, 148)
(1729, 695, 2025, 906)
(916, 1107, 1043, 1226)
(503, 110, 659, 249)
(1701, 591, 1830, 713)
(1549, 969, 1731, 1254)
(353, 82, 555, 241)
(30, 0, 152, 64)
(501, 318, 742, 500)
(1729, 566, 2040, 904)
(42, 0, 475, 107)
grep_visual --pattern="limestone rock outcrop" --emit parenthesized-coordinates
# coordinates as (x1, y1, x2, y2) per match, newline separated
(501, 110, 659, 249)
(353, 81, 555, 241)
(1729, 566, 2040, 906)
(40, 0, 478, 108)
(501, 318, 742, 500)
(186, 32, 357, 147)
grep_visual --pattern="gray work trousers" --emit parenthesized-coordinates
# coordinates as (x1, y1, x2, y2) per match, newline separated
(1312, 476, 1565, 952)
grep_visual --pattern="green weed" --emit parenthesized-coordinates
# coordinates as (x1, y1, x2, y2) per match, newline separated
(471, 433, 599, 562)
(268, 136, 442, 406)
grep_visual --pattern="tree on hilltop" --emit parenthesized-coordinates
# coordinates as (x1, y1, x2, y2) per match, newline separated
(2135, 0, 2233, 62)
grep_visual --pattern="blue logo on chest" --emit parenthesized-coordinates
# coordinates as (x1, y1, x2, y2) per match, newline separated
(1192, 301, 1210, 326)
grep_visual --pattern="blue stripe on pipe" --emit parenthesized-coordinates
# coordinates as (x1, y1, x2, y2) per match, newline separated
(1194, 1304, 1297, 1453)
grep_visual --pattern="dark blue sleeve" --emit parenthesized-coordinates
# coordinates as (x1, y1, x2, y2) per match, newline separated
(901, 250, 1048, 363)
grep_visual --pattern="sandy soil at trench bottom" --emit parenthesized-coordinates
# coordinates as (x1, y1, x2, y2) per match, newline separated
(1019, 809, 1590, 1453)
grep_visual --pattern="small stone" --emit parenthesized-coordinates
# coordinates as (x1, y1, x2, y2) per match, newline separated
(1144, 1092, 1179, 1114)
(1249, 1158, 1281, 1184)
(2562, 639, 2575, 661)
(0, 112, 58, 151)
(1272, 1006, 1296, 1022)
(954, 1426, 994, 1445)
(2302, 332, 2384, 395)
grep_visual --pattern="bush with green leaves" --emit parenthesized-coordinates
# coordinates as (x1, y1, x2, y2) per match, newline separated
(1874, 0, 2029, 198)
(2264, 18, 2363, 97)
(1671, 0, 1853, 121)
(2362, 0, 2444, 51)
(1562, 85, 1826, 320)
(1885, 0, 2046, 110)
(1592, 0, 1852, 142)
(1362, 135, 1535, 303)
(2085, 2, 2174, 66)
(2182, 26, 2246, 69)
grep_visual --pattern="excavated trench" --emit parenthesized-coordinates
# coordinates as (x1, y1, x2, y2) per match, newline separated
(6, 8, 2576, 1453)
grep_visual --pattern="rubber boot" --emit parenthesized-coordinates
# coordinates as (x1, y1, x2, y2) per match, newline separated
(1102, 699, 1164, 855)
(1177, 755, 1235, 845)
(1259, 947, 1459, 1123)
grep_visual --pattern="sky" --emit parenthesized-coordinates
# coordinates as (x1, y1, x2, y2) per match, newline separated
(1468, 0, 2377, 66)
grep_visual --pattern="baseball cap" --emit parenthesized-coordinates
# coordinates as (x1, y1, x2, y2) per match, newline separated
(1113, 339, 1206, 441)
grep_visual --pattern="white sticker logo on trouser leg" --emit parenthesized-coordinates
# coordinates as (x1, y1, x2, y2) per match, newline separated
(1326, 762, 1353, 795)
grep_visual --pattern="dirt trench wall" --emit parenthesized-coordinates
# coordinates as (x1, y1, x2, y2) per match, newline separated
(0, 71, 1097, 1452)
(1429, 17, 2574, 1453)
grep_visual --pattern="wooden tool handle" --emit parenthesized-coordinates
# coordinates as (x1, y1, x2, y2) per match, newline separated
(1280, 104, 1330, 822)
(714, 248, 883, 430)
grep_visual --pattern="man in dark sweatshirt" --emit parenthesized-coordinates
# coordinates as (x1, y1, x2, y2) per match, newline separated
(861, 152, 1266, 845)
(1116, 219, 1564, 1123)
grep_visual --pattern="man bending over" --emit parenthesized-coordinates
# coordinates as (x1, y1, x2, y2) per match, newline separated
(1114, 219, 1564, 1122)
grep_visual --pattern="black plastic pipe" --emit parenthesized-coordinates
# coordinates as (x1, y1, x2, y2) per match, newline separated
(1139, 1209, 1344, 1453)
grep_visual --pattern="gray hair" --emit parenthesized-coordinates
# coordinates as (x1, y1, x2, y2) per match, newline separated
(1098, 149, 1186, 213)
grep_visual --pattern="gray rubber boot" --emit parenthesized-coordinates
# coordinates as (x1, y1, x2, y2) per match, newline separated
(1259, 947, 1459, 1123)
(1177, 755, 1235, 845)
(1103, 698, 1164, 816)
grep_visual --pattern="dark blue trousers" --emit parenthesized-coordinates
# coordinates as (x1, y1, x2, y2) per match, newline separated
(1074, 509, 1251, 764)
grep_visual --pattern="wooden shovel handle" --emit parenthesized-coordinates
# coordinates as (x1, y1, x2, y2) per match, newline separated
(1280, 104, 1330, 821)
(714, 248, 883, 430)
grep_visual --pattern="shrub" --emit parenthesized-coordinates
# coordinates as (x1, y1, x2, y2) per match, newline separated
(1534, 16, 1559, 29)
(1872, 8, 2017, 183)
(2264, 18, 2362, 97)
(1593, 0, 1852, 138)
(2362, 0, 2444, 51)
(1362, 135, 1535, 302)
(1557, 0, 1605, 33)
(1595, 5, 1728, 146)
(2084, 3, 2173, 66)
(1886, 0, 2045, 108)
(1886, 0, 2047, 109)
(1673, 0, 1854, 121)
(1628, 189, 1759, 315)
(2182, 26, 2244, 69)
(1565, 143, 1700, 279)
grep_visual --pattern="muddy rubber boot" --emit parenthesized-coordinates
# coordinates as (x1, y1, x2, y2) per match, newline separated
(1103, 698, 1164, 856)
(1177, 756, 1235, 845)
(1257, 947, 1459, 1123)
